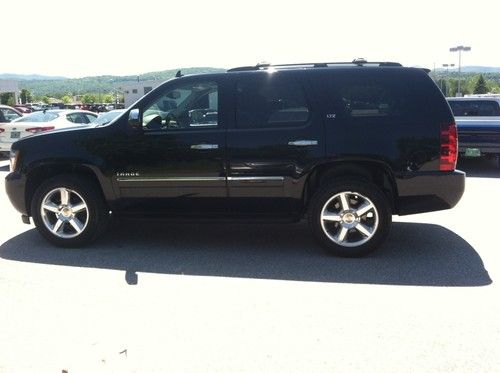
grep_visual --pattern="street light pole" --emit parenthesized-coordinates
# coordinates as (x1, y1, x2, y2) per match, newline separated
(449, 45, 471, 97)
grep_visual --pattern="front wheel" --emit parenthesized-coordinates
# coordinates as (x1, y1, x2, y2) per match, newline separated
(31, 175, 109, 247)
(308, 179, 392, 257)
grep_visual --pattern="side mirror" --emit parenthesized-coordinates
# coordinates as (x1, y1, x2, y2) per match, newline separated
(128, 108, 142, 130)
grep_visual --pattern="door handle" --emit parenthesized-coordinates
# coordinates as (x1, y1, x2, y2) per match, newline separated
(191, 144, 219, 150)
(288, 140, 318, 146)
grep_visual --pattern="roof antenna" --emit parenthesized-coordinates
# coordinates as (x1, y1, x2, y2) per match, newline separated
(175, 70, 183, 78)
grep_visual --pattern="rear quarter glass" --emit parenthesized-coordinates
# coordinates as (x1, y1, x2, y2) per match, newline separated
(322, 68, 453, 124)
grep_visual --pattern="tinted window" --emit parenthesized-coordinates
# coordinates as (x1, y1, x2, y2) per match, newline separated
(448, 100, 500, 116)
(142, 80, 218, 131)
(330, 75, 421, 119)
(236, 77, 309, 128)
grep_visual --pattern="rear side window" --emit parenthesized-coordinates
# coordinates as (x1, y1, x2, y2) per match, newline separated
(331, 75, 421, 119)
(448, 100, 500, 116)
(324, 71, 440, 122)
(236, 76, 310, 128)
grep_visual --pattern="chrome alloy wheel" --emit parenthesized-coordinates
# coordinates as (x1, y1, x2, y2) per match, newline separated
(320, 191, 379, 247)
(40, 187, 89, 238)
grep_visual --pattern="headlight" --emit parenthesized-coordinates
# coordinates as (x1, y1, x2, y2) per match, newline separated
(9, 149, 19, 172)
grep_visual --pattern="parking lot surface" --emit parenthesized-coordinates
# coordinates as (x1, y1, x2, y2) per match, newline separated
(0, 158, 499, 372)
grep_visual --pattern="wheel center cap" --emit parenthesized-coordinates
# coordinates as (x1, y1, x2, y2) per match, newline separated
(342, 212, 356, 224)
(61, 207, 72, 218)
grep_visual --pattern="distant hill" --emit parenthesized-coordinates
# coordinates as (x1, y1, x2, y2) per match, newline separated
(0, 73, 67, 81)
(17, 67, 226, 97)
(435, 66, 500, 73)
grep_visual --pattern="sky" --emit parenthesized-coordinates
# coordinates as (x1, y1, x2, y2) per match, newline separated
(2, 0, 499, 78)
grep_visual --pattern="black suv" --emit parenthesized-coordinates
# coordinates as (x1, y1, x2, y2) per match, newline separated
(5, 61, 465, 257)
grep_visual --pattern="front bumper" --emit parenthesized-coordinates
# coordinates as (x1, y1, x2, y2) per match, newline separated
(395, 170, 465, 215)
(5, 171, 28, 215)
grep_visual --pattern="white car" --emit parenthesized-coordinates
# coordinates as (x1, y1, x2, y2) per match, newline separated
(0, 109, 97, 154)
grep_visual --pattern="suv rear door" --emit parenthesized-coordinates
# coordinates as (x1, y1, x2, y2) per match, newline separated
(226, 71, 324, 217)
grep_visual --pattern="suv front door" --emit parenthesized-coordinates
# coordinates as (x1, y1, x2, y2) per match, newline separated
(113, 76, 228, 215)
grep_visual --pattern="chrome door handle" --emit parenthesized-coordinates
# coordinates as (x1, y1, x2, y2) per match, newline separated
(191, 144, 219, 150)
(288, 140, 318, 146)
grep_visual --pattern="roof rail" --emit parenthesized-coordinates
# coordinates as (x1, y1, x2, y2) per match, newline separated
(227, 59, 402, 72)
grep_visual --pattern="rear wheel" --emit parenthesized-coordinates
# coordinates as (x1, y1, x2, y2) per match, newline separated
(31, 175, 109, 247)
(308, 179, 391, 257)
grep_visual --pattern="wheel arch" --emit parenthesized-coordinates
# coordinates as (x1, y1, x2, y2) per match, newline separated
(303, 160, 398, 213)
(25, 162, 113, 216)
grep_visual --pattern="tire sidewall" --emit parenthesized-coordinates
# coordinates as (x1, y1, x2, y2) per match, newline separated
(31, 175, 108, 247)
(309, 179, 392, 257)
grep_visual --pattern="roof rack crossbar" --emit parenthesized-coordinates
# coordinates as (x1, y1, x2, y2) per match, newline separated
(227, 60, 402, 72)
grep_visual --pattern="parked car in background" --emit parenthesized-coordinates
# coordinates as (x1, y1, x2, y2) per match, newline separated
(447, 96, 500, 167)
(14, 105, 33, 114)
(0, 105, 23, 123)
(0, 109, 97, 155)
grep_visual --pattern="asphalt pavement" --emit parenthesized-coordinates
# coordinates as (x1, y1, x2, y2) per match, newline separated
(0, 158, 499, 373)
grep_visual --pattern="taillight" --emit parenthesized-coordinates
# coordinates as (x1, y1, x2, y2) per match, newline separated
(440, 122, 458, 171)
(25, 126, 55, 134)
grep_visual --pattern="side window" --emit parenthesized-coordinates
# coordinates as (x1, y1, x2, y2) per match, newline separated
(0, 108, 21, 122)
(66, 113, 77, 123)
(67, 113, 88, 124)
(142, 80, 218, 131)
(328, 74, 423, 120)
(340, 85, 396, 117)
(236, 77, 309, 128)
(85, 113, 97, 123)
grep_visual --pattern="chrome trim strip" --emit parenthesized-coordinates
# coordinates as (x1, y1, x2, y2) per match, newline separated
(288, 140, 318, 146)
(117, 176, 285, 182)
(227, 176, 284, 182)
(117, 176, 226, 182)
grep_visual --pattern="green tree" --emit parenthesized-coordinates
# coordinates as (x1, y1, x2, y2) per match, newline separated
(473, 75, 488, 94)
(0, 93, 16, 106)
(19, 89, 33, 104)
(447, 79, 470, 97)
(82, 93, 97, 104)
(61, 95, 73, 104)
(101, 94, 114, 103)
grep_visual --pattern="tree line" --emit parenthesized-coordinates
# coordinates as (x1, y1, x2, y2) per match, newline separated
(431, 72, 500, 97)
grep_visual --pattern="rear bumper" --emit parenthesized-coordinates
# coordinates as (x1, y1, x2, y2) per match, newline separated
(0, 141, 13, 152)
(395, 170, 465, 215)
(5, 171, 28, 215)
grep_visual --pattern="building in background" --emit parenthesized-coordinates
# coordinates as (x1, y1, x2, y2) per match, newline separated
(0, 80, 19, 104)
(119, 80, 164, 108)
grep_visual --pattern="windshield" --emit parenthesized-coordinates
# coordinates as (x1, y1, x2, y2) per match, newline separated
(16, 111, 60, 122)
(93, 110, 124, 126)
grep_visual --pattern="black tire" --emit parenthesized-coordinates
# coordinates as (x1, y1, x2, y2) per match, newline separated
(308, 178, 392, 257)
(31, 174, 109, 247)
